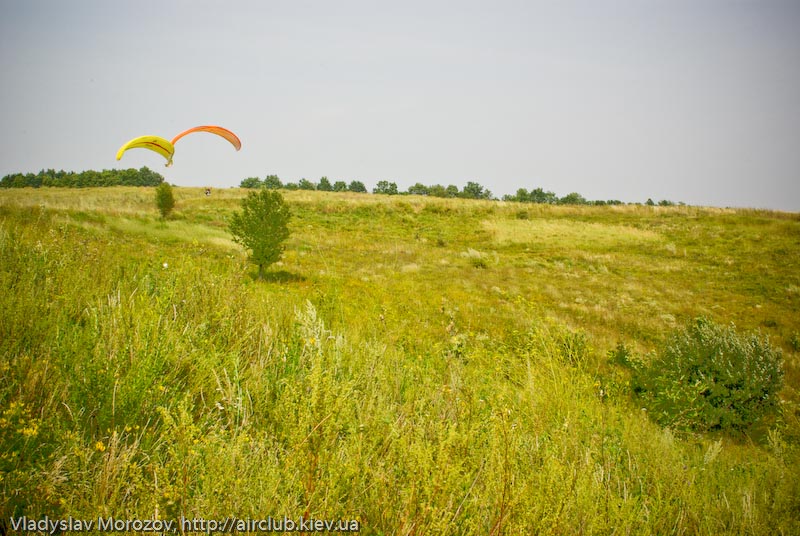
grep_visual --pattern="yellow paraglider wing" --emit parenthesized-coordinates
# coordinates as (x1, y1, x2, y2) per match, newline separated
(116, 136, 175, 166)
(171, 125, 242, 151)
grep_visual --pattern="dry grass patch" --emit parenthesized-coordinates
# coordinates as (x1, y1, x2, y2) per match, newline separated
(482, 217, 662, 248)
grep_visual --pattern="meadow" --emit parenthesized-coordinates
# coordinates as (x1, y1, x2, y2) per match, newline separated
(1, 186, 799, 534)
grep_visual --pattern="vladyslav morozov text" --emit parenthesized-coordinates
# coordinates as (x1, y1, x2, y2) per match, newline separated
(10, 515, 361, 533)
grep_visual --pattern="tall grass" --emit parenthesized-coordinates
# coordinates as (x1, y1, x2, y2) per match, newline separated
(1, 190, 799, 534)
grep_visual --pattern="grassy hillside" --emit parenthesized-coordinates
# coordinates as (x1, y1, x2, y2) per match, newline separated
(2, 187, 799, 534)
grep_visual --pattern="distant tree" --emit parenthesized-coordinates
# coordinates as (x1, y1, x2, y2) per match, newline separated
(317, 177, 333, 191)
(658, 199, 675, 206)
(333, 180, 348, 192)
(445, 185, 460, 198)
(240, 177, 262, 188)
(513, 188, 530, 202)
(284, 182, 299, 190)
(77, 170, 98, 187)
(348, 180, 367, 193)
(1, 173, 20, 188)
(407, 183, 429, 196)
(56, 172, 75, 187)
(559, 192, 588, 205)
(37, 169, 54, 187)
(298, 178, 316, 191)
(228, 189, 291, 279)
(263, 175, 283, 189)
(101, 169, 120, 186)
(373, 180, 398, 195)
(155, 182, 175, 219)
(460, 181, 482, 199)
(136, 167, 165, 186)
(119, 168, 139, 186)
(646, 198, 655, 206)
(529, 187, 557, 204)
(428, 184, 447, 197)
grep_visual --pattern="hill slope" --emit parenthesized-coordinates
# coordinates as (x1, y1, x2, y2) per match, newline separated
(2, 187, 799, 534)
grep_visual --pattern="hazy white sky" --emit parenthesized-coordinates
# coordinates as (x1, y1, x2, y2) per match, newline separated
(1, 0, 798, 210)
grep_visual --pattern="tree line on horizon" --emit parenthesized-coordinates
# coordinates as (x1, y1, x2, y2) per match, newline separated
(241, 175, 496, 200)
(0, 167, 678, 206)
(241, 175, 679, 206)
(1, 168, 165, 188)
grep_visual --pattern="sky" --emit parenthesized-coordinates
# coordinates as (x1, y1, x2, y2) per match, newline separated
(1, 0, 798, 211)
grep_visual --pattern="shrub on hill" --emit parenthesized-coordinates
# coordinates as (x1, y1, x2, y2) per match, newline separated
(632, 317, 784, 432)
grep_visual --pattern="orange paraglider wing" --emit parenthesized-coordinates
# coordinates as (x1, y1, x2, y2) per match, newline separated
(171, 125, 241, 151)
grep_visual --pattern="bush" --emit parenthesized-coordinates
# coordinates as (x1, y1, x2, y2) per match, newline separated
(228, 189, 291, 279)
(634, 317, 783, 431)
(155, 182, 175, 218)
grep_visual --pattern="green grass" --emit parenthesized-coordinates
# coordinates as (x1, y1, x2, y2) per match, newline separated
(1, 187, 799, 534)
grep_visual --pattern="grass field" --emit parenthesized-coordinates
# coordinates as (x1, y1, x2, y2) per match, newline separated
(2, 187, 799, 534)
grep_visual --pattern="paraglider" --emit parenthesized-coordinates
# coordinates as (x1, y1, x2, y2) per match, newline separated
(171, 125, 241, 151)
(115, 135, 175, 166)
(116, 125, 241, 166)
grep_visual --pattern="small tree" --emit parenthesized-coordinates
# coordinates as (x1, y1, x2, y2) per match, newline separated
(318, 176, 333, 191)
(229, 190, 291, 279)
(155, 182, 175, 219)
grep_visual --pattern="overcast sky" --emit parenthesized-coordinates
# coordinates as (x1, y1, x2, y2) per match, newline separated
(1, 0, 798, 210)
